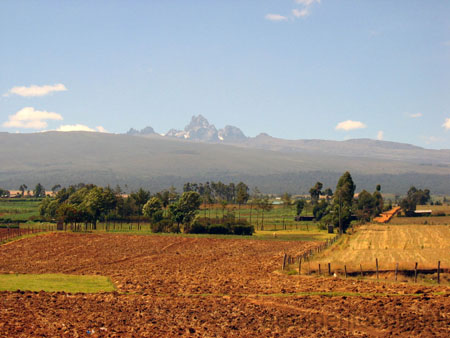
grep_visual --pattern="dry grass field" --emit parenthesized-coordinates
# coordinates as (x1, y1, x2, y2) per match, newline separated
(311, 224, 450, 273)
(0, 233, 449, 336)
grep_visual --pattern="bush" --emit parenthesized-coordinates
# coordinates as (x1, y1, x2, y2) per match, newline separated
(185, 222, 208, 234)
(231, 224, 254, 235)
(151, 219, 173, 233)
(186, 217, 253, 235)
(208, 224, 231, 234)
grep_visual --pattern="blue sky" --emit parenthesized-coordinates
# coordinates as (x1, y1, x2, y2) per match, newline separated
(1, 0, 449, 148)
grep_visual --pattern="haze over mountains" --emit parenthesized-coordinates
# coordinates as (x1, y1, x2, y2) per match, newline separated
(1, 115, 449, 194)
(128, 115, 450, 167)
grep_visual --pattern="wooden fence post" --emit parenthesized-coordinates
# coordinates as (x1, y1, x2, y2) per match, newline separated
(395, 263, 398, 281)
(298, 257, 302, 275)
(328, 263, 331, 276)
(376, 258, 379, 280)
(437, 261, 441, 285)
(318, 263, 321, 275)
(414, 262, 418, 283)
(344, 265, 347, 279)
(282, 253, 287, 271)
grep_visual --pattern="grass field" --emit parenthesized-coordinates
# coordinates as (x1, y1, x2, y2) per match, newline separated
(0, 199, 41, 221)
(310, 224, 450, 273)
(0, 273, 115, 293)
(54, 228, 334, 242)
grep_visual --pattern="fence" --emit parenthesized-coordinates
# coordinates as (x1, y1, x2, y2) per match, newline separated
(283, 251, 447, 285)
(282, 233, 341, 272)
(0, 224, 54, 244)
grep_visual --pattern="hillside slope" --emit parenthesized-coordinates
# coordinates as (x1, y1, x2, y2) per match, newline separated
(0, 132, 449, 194)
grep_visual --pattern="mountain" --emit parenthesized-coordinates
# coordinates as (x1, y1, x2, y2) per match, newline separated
(129, 115, 450, 167)
(154, 115, 247, 143)
(126, 126, 156, 135)
(218, 125, 248, 142)
(0, 131, 449, 194)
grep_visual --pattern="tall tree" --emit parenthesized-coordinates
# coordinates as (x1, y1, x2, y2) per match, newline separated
(281, 192, 292, 230)
(257, 197, 273, 231)
(333, 171, 356, 233)
(309, 182, 323, 205)
(19, 184, 27, 197)
(169, 191, 201, 232)
(400, 186, 431, 217)
(236, 182, 249, 220)
(355, 190, 376, 222)
(34, 183, 46, 198)
(143, 197, 164, 224)
(295, 199, 305, 216)
(51, 184, 61, 194)
(130, 188, 151, 228)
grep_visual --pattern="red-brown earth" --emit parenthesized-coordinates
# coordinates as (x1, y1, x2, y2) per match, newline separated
(0, 233, 449, 337)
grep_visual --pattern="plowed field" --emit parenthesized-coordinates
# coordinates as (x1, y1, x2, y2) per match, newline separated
(0, 233, 449, 337)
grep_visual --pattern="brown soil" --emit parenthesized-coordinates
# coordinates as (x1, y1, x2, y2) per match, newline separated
(0, 233, 449, 337)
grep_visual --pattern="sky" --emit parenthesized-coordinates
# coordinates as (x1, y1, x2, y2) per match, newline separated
(1, 0, 449, 149)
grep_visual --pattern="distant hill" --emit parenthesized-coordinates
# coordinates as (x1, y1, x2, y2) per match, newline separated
(0, 131, 449, 194)
(130, 115, 450, 166)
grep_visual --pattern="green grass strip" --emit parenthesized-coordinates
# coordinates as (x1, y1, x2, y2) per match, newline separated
(0, 273, 115, 293)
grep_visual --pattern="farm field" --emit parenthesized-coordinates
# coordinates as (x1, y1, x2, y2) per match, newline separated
(310, 224, 450, 273)
(0, 199, 41, 221)
(0, 233, 449, 336)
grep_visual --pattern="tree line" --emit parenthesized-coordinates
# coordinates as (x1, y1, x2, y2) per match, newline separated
(38, 182, 254, 235)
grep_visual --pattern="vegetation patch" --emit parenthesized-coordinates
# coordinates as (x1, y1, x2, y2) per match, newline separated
(0, 273, 115, 293)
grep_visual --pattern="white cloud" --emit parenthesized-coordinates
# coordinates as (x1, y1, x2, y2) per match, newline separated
(335, 120, 367, 131)
(443, 118, 450, 130)
(265, 14, 288, 21)
(295, 0, 320, 5)
(2, 107, 63, 129)
(292, 8, 309, 18)
(4, 83, 67, 97)
(409, 113, 423, 118)
(56, 124, 107, 133)
(377, 130, 384, 140)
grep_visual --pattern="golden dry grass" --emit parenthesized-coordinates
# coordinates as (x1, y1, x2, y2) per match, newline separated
(389, 216, 450, 225)
(310, 224, 450, 272)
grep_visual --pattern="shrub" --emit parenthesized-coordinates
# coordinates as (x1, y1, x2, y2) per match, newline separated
(185, 222, 208, 234)
(208, 224, 231, 235)
(151, 219, 173, 233)
(231, 224, 254, 235)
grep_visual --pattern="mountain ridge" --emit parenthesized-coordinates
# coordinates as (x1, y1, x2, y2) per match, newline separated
(0, 131, 449, 194)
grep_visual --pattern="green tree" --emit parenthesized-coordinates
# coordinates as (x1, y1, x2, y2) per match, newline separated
(400, 186, 431, 217)
(323, 188, 333, 201)
(309, 182, 323, 205)
(236, 182, 249, 220)
(130, 188, 151, 228)
(19, 184, 27, 197)
(169, 191, 201, 232)
(143, 197, 164, 224)
(373, 190, 383, 215)
(281, 192, 292, 230)
(51, 184, 61, 194)
(313, 200, 329, 221)
(355, 190, 376, 222)
(257, 196, 273, 230)
(34, 183, 46, 198)
(295, 199, 305, 216)
(333, 171, 356, 233)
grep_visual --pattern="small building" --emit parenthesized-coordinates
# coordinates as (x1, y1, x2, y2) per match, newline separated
(414, 210, 432, 216)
